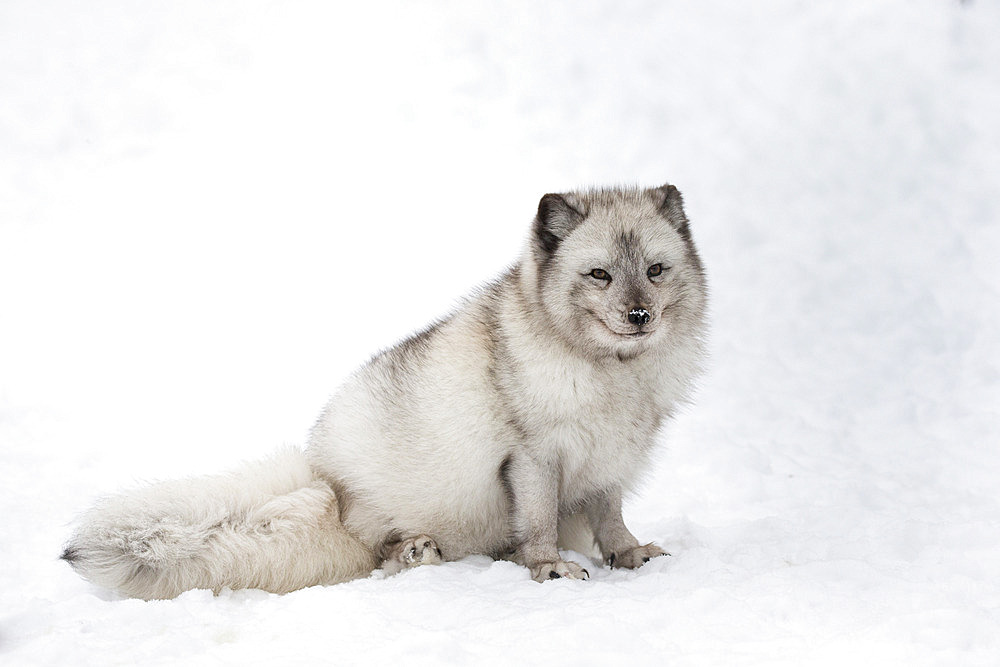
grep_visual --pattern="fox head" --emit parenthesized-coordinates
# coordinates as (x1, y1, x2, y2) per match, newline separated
(527, 184, 707, 361)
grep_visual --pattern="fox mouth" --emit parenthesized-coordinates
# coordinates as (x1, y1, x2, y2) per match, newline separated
(587, 311, 654, 339)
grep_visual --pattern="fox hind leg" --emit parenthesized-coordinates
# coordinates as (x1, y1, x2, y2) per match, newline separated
(380, 534, 443, 575)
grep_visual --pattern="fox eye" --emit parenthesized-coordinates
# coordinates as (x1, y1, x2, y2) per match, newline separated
(647, 263, 664, 278)
(589, 268, 611, 281)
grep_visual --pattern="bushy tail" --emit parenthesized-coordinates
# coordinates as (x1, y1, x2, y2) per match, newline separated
(61, 449, 376, 600)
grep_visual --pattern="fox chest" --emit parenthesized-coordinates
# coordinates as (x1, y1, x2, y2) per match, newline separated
(516, 366, 665, 501)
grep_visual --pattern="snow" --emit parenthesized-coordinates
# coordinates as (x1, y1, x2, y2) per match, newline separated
(2, 0, 999, 664)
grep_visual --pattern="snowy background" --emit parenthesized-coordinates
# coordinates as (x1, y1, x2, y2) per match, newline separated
(2, 0, 999, 664)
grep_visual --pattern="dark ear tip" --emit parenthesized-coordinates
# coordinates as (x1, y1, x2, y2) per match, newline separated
(659, 183, 682, 199)
(537, 193, 565, 216)
(656, 183, 685, 213)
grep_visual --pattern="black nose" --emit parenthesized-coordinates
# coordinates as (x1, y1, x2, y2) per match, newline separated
(627, 308, 651, 326)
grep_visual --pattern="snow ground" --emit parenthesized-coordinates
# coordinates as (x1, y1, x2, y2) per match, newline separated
(1, 0, 999, 664)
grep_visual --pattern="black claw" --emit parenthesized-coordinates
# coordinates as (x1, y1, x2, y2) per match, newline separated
(582, 569, 589, 578)
(549, 571, 562, 579)
(642, 556, 650, 563)
(436, 547, 443, 557)
(608, 553, 616, 567)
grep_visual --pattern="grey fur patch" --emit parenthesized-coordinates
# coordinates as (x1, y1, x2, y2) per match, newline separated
(498, 454, 515, 513)
(380, 319, 445, 377)
(615, 229, 641, 258)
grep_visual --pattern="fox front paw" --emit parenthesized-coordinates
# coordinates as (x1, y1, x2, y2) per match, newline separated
(382, 535, 443, 575)
(606, 542, 668, 569)
(529, 559, 590, 582)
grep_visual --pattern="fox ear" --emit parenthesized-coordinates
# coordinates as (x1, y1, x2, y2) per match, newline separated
(533, 193, 585, 257)
(653, 184, 690, 240)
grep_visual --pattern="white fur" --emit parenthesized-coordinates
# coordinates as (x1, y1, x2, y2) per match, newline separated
(64, 450, 375, 599)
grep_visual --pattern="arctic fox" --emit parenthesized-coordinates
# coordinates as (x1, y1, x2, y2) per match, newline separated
(62, 184, 708, 599)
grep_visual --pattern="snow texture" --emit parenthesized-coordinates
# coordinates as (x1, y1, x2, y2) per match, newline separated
(2, 0, 998, 664)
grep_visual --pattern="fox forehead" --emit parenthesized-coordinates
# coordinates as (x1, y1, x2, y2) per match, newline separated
(562, 216, 687, 269)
